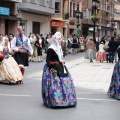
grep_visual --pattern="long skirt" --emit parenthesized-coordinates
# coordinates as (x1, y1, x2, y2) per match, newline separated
(96, 52, 106, 62)
(0, 57, 23, 83)
(107, 61, 120, 100)
(14, 52, 29, 67)
(72, 43, 79, 48)
(42, 64, 77, 107)
(85, 49, 96, 60)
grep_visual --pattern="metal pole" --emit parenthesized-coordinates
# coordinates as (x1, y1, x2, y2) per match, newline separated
(93, 21, 96, 43)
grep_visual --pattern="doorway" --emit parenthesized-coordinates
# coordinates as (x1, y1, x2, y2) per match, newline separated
(32, 22, 40, 35)
(5, 19, 8, 36)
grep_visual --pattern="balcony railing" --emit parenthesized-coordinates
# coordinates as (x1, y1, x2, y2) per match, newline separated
(20, 0, 55, 15)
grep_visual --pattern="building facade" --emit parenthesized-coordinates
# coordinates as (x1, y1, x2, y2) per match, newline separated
(0, 0, 55, 37)
(82, 0, 113, 38)
(19, 0, 55, 36)
(51, 0, 82, 39)
(0, 0, 22, 35)
(114, 0, 120, 35)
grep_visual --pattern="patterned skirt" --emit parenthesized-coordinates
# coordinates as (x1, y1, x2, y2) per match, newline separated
(0, 57, 23, 83)
(42, 64, 77, 107)
(84, 49, 96, 60)
(107, 61, 120, 100)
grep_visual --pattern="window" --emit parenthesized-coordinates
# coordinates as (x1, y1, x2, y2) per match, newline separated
(55, 2, 60, 13)
(83, 9, 86, 18)
(88, 9, 91, 19)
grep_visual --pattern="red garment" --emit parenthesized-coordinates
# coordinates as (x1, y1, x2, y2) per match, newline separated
(96, 52, 106, 62)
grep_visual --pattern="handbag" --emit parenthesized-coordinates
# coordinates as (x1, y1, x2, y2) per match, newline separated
(57, 64, 68, 77)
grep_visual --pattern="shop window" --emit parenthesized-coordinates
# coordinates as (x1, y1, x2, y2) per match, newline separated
(55, 2, 60, 13)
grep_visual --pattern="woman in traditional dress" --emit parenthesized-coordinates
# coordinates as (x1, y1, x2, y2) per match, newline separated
(0, 34, 4, 47)
(0, 37, 23, 84)
(80, 36, 85, 52)
(42, 32, 77, 108)
(29, 33, 37, 62)
(85, 38, 96, 62)
(107, 47, 120, 100)
(96, 41, 106, 62)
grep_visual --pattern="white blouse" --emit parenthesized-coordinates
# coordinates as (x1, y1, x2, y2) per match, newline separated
(11, 34, 33, 55)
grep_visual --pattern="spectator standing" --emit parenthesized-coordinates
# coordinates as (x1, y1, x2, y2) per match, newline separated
(29, 33, 36, 62)
(108, 36, 117, 63)
(96, 41, 106, 62)
(35, 34, 43, 62)
(85, 38, 96, 62)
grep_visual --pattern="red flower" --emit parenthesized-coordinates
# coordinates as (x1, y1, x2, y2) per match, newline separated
(50, 62, 56, 65)
(0, 54, 4, 62)
(0, 54, 4, 58)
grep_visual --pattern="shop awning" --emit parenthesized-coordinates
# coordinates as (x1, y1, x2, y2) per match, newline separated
(0, 15, 21, 21)
(101, 26, 111, 31)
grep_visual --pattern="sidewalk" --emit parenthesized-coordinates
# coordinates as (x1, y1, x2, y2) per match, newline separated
(65, 55, 115, 92)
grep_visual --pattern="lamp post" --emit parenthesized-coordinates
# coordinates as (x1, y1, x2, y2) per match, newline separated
(111, 22, 115, 36)
(91, 0, 99, 43)
(75, 2, 81, 36)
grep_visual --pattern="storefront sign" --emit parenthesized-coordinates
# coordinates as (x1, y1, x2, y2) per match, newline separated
(51, 21, 64, 27)
(0, 7, 10, 16)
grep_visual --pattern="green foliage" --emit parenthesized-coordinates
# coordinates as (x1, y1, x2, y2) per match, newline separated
(91, 14, 99, 19)
(91, 14, 99, 22)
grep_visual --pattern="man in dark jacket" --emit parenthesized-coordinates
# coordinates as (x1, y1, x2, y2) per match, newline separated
(108, 36, 118, 63)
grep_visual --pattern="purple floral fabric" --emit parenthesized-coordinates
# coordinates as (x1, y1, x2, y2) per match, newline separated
(107, 61, 120, 100)
(42, 64, 77, 107)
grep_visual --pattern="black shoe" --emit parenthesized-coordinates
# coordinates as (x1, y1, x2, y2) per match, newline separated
(90, 60, 93, 62)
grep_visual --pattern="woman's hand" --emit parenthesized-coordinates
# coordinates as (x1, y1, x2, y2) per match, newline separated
(61, 61, 65, 65)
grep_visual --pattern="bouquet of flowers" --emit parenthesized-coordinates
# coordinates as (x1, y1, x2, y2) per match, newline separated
(0, 54, 4, 62)
(50, 62, 59, 81)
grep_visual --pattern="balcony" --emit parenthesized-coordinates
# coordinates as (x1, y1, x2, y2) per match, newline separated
(3, 0, 22, 2)
(19, 0, 55, 15)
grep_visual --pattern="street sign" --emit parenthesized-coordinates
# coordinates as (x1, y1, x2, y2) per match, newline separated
(0, 7, 10, 16)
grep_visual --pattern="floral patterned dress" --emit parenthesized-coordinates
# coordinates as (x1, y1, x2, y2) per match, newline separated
(107, 60, 120, 100)
(42, 48, 77, 107)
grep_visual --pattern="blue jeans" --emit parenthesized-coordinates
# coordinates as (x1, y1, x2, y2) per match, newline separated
(109, 52, 115, 63)
(114, 51, 117, 62)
